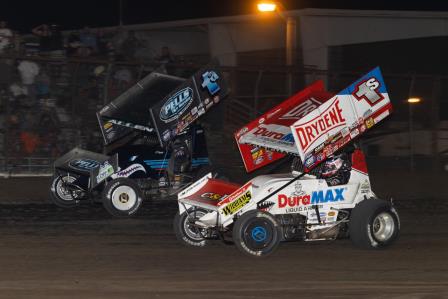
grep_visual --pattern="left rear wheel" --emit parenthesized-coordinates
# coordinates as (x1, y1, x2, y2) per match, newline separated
(173, 208, 208, 247)
(50, 175, 82, 208)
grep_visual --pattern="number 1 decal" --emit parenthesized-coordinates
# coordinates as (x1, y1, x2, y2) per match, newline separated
(353, 77, 384, 106)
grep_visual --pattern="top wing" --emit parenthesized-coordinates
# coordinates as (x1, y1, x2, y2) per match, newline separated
(235, 67, 392, 173)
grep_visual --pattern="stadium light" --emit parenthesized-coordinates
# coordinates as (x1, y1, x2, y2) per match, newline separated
(257, 2, 277, 12)
(407, 97, 421, 104)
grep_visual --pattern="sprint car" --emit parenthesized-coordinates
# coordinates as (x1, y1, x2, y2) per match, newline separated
(50, 62, 229, 217)
(174, 67, 400, 257)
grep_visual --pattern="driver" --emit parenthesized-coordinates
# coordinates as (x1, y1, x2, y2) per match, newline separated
(320, 151, 352, 186)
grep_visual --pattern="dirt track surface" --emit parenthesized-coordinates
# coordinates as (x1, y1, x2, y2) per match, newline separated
(0, 199, 447, 299)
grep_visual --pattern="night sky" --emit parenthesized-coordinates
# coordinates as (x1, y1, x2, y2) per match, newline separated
(3, 0, 448, 33)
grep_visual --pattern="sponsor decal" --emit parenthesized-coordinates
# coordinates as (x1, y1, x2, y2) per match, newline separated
(201, 192, 226, 201)
(160, 87, 194, 123)
(313, 142, 325, 154)
(221, 190, 252, 216)
(317, 152, 325, 162)
(292, 181, 305, 196)
(360, 180, 371, 194)
(69, 159, 100, 171)
(365, 117, 375, 129)
(250, 147, 273, 165)
(280, 97, 322, 120)
(277, 188, 346, 209)
(201, 70, 220, 96)
(103, 122, 113, 130)
(353, 77, 383, 106)
(350, 128, 360, 139)
(108, 119, 152, 132)
(112, 164, 146, 179)
(252, 126, 295, 143)
(311, 188, 345, 204)
(96, 161, 114, 183)
(162, 129, 172, 142)
(295, 99, 346, 152)
(363, 109, 373, 118)
(278, 194, 311, 208)
(304, 155, 315, 168)
(218, 182, 252, 207)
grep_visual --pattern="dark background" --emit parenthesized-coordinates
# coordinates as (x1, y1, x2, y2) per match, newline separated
(4, 0, 448, 32)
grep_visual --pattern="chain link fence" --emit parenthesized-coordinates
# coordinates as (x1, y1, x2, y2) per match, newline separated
(0, 54, 445, 176)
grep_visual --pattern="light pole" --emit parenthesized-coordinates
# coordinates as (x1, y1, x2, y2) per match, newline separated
(257, 1, 296, 96)
(407, 97, 421, 172)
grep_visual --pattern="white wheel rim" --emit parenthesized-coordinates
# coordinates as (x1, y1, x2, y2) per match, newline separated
(183, 210, 207, 241)
(56, 176, 77, 201)
(373, 212, 395, 242)
(111, 185, 137, 211)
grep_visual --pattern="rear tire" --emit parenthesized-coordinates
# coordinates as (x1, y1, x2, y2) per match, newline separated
(50, 175, 82, 208)
(173, 208, 208, 247)
(349, 198, 400, 249)
(102, 178, 143, 217)
(233, 210, 281, 257)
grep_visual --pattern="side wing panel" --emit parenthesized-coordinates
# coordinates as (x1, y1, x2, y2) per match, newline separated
(235, 81, 333, 172)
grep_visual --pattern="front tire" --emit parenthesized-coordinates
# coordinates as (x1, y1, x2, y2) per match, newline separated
(173, 208, 208, 247)
(232, 210, 281, 257)
(102, 178, 143, 217)
(349, 198, 400, 249)
(50, 175, 82, 208)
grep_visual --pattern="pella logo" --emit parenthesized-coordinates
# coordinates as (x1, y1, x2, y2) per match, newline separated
(294, 98, 346, 151)
(69, 159, 99, 171)
(160, 87, 193, 123)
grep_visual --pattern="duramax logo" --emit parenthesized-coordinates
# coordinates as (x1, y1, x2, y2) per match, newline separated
(160, 87, 193, 123)
(69, 159, 100, 171)
(277, 188, 345, 208)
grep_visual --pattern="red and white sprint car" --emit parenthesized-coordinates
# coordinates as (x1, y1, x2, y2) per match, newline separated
(174, 67, 400, 257)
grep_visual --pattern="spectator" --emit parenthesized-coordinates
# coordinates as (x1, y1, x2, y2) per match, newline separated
(66, 32, 82, 56)
(156, 46, 174, 64)
(79, 26, 97, 56)
(111, 27, 127, 60)
(155, 46, 175, 74)
(122, 31, 144, 61)
(32, 24, 64, 55)
(17, 60, 39, 85)
(0, 21, 13, 54)
(96, 29, 109, 56)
